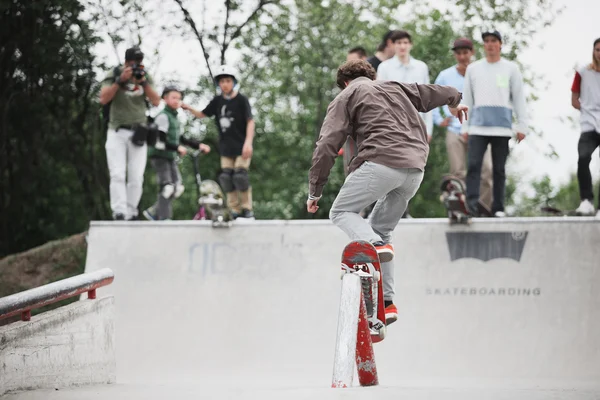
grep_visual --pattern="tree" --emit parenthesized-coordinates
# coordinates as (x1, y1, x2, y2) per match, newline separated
(0, 0, 104, 256)
(236, 0, 406, 219)
(511, 174, 598, 216)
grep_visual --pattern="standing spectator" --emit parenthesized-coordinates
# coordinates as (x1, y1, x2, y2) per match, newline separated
(433, 38, 493, 214)
(571, 38, 600, 216)
(347, 47, 368, 61)
(367, 30, 398, 71)
(143, 86, 211, 221)
(461, 30, 528, 217)
(99, 46, 161, 220)
(377, 30, 433, 141)
(183, 65, 256, 219)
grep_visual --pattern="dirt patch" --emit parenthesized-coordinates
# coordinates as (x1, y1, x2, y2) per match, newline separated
(0, 232, 88, 304)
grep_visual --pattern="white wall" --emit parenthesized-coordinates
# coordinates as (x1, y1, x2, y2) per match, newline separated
(0, 297, 116, 396)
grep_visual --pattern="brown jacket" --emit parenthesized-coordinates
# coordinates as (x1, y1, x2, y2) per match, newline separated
(309, 77, 462, 197)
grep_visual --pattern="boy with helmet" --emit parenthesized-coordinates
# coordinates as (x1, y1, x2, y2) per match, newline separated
(182, 65, 255, 219)
(143, 86, 211, 220)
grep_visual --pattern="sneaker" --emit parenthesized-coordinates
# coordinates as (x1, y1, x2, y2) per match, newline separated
(385, 303, 398, 325)
(576, 199, 595, 216)
(113, 213, 125, 221)
(143, 208, 157, 221)
(372, 241, 394, 263)
(494, 211, 507, 218)
(239, 209, 255, 219)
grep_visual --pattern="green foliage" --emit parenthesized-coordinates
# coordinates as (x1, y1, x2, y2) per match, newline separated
(0, 0, 108, 257)
(232, 0, 407, 219)
(3, 0, 576, 258)
(512, 174, 598, 216)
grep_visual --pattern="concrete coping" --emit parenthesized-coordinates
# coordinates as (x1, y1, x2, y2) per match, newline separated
(90, 216, 600, 228)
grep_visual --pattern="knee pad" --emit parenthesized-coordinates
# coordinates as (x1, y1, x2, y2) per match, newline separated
(161, 183, 175, 199)
(174, 184, 185, 198)
(232, 168, 250, 191)
(219, 168, 234, 193)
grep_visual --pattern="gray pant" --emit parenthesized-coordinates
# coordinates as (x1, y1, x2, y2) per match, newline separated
(330, 161, 424, 301)
(150, 158, 182, 220)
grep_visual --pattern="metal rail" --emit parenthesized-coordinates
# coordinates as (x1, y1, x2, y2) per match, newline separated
(0, 268, 114, 322)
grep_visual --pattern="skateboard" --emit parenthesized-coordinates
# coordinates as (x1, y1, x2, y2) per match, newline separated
(341, 240, 386, 343)
(198, 180, 232, 227)
(191, 152, 233, 228)
(440, 175, 471, 225)
(541, 206, 579, 216)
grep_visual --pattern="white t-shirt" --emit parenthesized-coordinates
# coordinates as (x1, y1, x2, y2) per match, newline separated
(572, 66, 600, 133)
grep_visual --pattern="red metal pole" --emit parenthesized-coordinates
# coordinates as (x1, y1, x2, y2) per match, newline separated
(88, 289, 97, 300)
(355, 293, 378, 386)
(21, 310, 31, 321)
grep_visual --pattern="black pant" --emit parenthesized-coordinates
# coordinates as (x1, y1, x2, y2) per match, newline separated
(466, 136, 510, 214)
(577, 130, 600, 205)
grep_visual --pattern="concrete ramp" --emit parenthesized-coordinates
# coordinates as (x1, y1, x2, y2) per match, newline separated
(7, 217, 600, 399)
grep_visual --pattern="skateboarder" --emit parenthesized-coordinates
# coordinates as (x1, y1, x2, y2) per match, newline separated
(307, 59, 467, 323)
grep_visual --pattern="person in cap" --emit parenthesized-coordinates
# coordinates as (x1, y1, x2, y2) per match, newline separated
(143, 86, 211, 221)
(571, 38, 600, 216)
(100, 46, 161, 220)
(461, 30, 528, 217)
(433, 37, 493, 214)
(182, 66, 255, 219)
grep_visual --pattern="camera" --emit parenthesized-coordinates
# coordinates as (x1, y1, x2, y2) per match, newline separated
(131, 63, 145, 80)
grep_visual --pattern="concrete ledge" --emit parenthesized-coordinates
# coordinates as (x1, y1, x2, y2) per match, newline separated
(0, 296, 115, 396)
(89, 216, 600, 228)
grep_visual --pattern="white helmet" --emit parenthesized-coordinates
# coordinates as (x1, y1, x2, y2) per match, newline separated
(214, 65, 239, 85)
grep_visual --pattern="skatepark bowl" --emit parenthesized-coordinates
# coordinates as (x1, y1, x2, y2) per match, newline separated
(1, 217, 599, 399)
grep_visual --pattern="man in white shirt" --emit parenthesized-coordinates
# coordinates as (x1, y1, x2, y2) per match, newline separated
(377, 30, 433, 141)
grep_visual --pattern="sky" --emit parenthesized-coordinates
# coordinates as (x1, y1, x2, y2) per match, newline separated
(94, 0, 600, 194)
(515, 0, 600, 188)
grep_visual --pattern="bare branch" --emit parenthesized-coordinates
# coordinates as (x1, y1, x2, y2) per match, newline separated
(221, 0, 276, 62)
(172, 0, 216, 92)
(221, 0, 231, 65)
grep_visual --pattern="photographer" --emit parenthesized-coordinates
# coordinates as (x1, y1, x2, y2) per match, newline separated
(99, 46, 161, 220)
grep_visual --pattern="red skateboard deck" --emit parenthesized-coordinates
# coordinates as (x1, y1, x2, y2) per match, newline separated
(341, 240, 386, 343)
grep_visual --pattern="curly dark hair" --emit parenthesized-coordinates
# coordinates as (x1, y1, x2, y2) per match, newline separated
(336, 60, 376, 90)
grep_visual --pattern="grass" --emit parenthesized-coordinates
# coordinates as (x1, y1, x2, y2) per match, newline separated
(0, 232, 88, 325)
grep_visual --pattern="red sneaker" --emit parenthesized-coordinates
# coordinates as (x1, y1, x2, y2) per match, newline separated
(385, 303, 398, 325)
(373, 242, 394, 262)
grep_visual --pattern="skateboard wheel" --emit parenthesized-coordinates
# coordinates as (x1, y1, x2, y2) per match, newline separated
(373, 271, 380, 282)
(379, 326, 387, 340)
